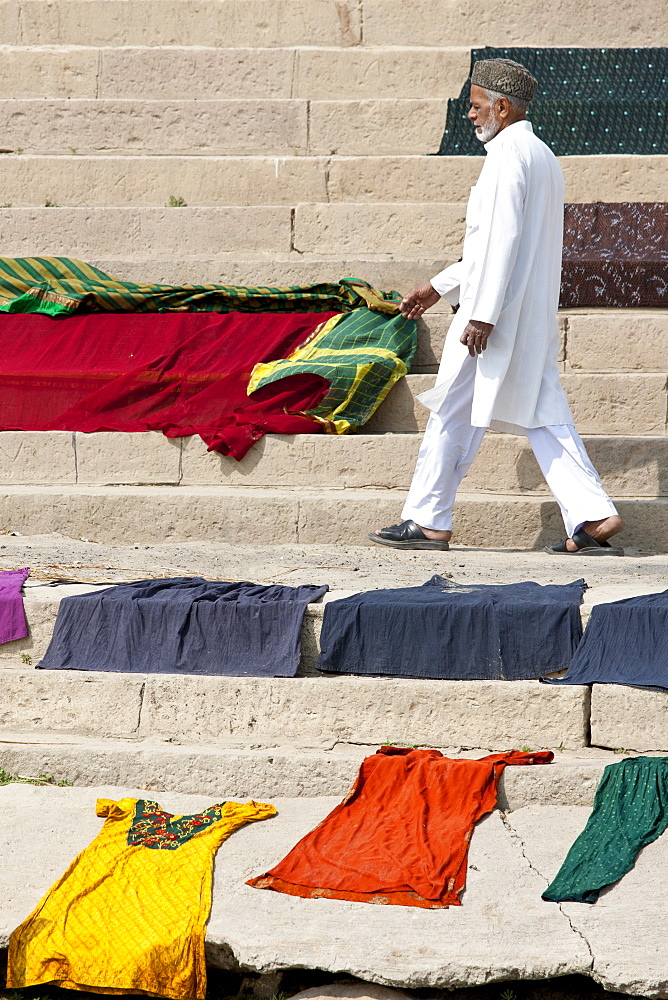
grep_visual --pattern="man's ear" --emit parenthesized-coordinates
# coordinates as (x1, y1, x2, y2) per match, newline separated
(497, 97, 510, 120)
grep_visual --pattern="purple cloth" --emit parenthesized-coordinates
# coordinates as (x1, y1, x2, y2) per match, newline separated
(0, 567, 29, 644)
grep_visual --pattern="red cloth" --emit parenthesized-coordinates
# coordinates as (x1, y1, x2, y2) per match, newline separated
(248, 746, 554, 907)
(0, 311, 335, 459)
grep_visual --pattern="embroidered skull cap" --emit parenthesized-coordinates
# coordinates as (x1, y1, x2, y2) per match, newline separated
(471, 58, 538, 102)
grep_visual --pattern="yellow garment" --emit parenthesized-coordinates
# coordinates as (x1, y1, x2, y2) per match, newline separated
(8, 797, 276, 1000)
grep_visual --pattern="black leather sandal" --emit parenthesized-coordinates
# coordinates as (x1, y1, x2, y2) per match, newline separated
(368, 519, 450, 550)
(545, 527, 624, 556)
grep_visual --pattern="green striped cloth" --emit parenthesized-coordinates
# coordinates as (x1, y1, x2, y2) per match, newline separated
(0, 257, 402, 317)
(249, 308, 417, 435)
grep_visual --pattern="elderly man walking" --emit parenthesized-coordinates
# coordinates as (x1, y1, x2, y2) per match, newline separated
(371, 58, 624, 555)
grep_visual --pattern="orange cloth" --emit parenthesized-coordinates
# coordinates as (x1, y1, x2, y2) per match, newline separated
(248, 747, 553, 907)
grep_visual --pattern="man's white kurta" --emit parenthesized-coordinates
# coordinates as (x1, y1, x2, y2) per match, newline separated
(419, 119, 574, 433)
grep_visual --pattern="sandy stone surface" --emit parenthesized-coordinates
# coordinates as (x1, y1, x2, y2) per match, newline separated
(508, 806, 668, 997)
(2, 534, 668, 592)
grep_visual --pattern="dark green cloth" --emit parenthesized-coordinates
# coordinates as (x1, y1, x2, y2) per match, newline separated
(438, 47, 668, 156)
(543, 758, 668, 904)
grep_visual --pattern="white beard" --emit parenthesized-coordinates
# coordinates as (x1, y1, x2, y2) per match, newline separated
(475, 117, 502, 143)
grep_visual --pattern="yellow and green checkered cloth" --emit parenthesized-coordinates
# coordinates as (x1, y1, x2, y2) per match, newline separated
(250, 309, 417, 434)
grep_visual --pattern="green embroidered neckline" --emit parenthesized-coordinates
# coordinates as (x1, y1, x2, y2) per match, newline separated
(127, 799, 225, 850)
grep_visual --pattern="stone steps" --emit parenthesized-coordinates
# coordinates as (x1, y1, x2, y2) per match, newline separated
(0, 6, 664, 991)
(0, 740, 619, 800)
(73, 255, 458, 294)
(358, 0, 665, 47)
(7, 0, 366, 47)
(0, 669, 591, 749)
(0, 667, 662, 789)
(0, 575, 656, 672)
(3, 301, 661, 376)
(0, 45, 471, 100)
(12, 200, 651, 259)
(0, 204, 469, 257)
(0, 485, 666, 549)
(2, 430, 668, 496)
(1, 155, 664, 206)
(6, 305, 664, 375)
(371, 373, 668, 436)
(0, 99, 444, 156)
(7, 0, 661, 48)
(397, 366, 668, 426)
(2, 572, 662, 673)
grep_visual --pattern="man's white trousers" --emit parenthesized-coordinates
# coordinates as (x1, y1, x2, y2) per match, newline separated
(402, 355, 618, 538)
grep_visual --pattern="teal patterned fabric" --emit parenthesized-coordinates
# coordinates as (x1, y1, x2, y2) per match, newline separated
(543, 757, 668, 903)
(438, 47, 668, 155)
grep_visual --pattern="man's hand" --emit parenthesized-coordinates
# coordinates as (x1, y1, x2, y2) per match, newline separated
(400, 282, 441, 319)
(460, 319, 494, 356)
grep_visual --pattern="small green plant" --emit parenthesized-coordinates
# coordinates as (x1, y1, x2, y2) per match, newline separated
(168, 194, 187, 207)
(521, 746, 533, 753)
(69, 146, 77, 154)
(44, 198, 58, 207)
(614, 747, 631, 755)
(500, 990, 517, 1000)
(14, 146, 23, 154)
(0, 766, 72, 787)
(20, 652, 32, 665)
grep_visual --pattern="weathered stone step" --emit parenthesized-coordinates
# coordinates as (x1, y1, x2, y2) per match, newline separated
(13, 291, 664, 378)
(0, 669, 590, 750)
(3, 782, 664, 996)
(2, 431, 668, 498)
(370, 373, 668, 436)
(88, 255, 457, 298)
(9, 0, 660, 48)
(0, 99, 443, 156)
(5, 201, 668, 261)
(363, 0, 663, 46)
(0, 45, 470, 100)
(0, 485, 666, 549)
(591, 686, 668, 752)
(1, 574, 659, 687)
(9, 0, 365, 47)
(0, 206, 296, 257)
(0, 739, 618, 800)
(2, 154, 664, 206)
(416, 309, 668, 376)
(0, 204, 469, 257)
(0, 204, 465, 258)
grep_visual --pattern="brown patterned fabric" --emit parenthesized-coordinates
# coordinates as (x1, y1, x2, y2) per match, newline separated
(560, 202, 668, 308)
